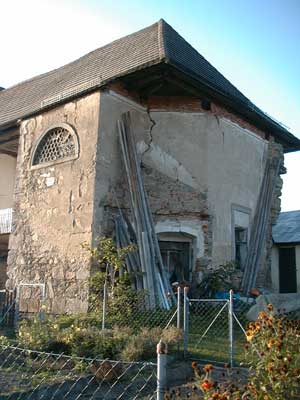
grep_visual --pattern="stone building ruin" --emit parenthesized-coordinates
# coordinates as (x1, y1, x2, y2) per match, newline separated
(0, 20, 299, 313)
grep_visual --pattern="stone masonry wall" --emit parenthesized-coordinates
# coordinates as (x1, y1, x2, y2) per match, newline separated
(7, 92, 100, 314)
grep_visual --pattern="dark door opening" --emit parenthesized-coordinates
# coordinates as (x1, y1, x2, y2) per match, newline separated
(234, 227, 248, 270)
(279, 246, 297, 293)
(159, 241, 190, 284)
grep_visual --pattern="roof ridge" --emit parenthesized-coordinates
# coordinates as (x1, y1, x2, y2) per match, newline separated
(157, 19, 168, 61)
(160, 19, 252, 104)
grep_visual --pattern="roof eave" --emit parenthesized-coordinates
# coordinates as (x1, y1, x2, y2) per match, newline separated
(165, 59, 300, 152)
(0, 58, 164, 132)
(1, 56, 299, 154)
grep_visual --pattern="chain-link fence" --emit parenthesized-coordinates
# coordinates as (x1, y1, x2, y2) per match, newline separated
(186, 299, 230, 363)
(182, 289, 252, 366)
(0, 345, 157, 399)
(99, 287, 253, 367)
(5, 285, 299, 371)
(95, 287, 253, 367)
(100, 291, 178, 332)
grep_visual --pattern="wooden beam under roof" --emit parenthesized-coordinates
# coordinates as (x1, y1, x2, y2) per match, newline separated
(0, 129, 19, 157)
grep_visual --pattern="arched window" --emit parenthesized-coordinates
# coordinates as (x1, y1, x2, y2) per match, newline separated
(32, 123, 79, 168)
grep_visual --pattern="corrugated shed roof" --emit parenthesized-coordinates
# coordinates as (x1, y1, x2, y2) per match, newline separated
(0, 19, 299, 151)
(273, 210, 300, 244)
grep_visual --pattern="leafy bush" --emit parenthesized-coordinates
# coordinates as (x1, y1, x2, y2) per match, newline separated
(121, 326, 182, 361)
(17, 312, 104, 351)
(244, 304, 300, 399)
(82, 236, 137, 311)
(18, 318, 56, 351)
(69, 326, 132, 359)
(14, 237, 181, 361)
(16, 313, 181, 361)
(0, 335, 10, 346)
(84, 236, 151, 329)
(197, 262, 236, 298)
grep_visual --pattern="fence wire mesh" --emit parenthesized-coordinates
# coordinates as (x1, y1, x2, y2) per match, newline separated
(186, 299, 230, 363)
(232, 299, 253, 364)
(100, 292, 178, 331)
(0, 345, 157, 400)
(185, 296, 254, 365)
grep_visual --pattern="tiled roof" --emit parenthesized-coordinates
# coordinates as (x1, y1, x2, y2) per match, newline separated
(0, 21, 161, 129)
(273, 210, 300, 244)
(0, 19, 299, 151)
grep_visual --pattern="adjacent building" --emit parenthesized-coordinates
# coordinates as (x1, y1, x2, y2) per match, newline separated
(272, 211, 300, 294)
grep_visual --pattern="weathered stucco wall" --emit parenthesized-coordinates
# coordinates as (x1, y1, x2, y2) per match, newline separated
(146, 111, 268, 267)
(95, 90, 271, 285)
(7, 92, 100, 313)
(0, 154, 16, 209)
(93, 91, 210, 283)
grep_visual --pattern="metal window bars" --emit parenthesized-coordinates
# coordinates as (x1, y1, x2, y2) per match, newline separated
(32, 127, 76, 165)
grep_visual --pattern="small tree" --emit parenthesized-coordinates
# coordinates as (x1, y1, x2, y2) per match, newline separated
(82, 237, 140, 320)
(82, 237, 136, 290)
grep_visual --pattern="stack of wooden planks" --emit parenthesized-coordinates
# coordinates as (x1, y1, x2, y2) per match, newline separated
(117, 112, 175, 309)
(241, 151, 281, 295)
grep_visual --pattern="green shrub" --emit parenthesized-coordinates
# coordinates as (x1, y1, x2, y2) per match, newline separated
(0, 335, 10, 346)
(197, 261, 236, 298)
(69, 327, 132, 359)
(18, 318, 56, 351)
(121, 326, 182, 361)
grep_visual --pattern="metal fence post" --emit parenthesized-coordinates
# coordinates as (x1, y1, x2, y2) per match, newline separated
(177, 286, 181, 356)
(177, 286, 181, 330)
(157, 340, 167, 400)
(229, 289, 234, 367)
(102, 281, 107, 330)
(183, 286, 189, 359)
(39, 284, 46, 321)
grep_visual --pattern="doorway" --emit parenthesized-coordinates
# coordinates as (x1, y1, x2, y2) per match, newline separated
(159, 240, 191, 284)
(279, 246, 297, 293)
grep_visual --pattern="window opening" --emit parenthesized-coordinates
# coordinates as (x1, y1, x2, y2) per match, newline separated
(235, 227, 248, 270)
(32, 125, 78, 167)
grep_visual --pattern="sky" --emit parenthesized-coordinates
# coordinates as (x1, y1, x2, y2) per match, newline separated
(1, 0, 299, 210)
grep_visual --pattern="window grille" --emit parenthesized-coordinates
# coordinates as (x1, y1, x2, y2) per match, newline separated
(32, 125, 78, 166)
